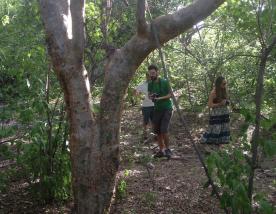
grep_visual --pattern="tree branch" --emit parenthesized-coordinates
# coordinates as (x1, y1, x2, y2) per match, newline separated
(266, 0, 275, 40)
(123, 0, 129, 7)
(39, 0, 85, 63)
(152, 0, 225, 44)
(0, 135, 23, 145)
(39, 0, 95, 127)
(39, 0, 70, 62)
(255, 0, 266, 48)
(248, 33, 276, 204)
(137, 0, 147, 36)
(100, 0, 226, 142)
(101, 0, 226, 104)
(179, 25, 207, 46)
(265, 35, 276, 54)
(70, 0, 85, 57)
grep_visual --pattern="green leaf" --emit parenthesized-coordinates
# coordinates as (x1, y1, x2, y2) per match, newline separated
(259, 199, 275, 214)
(240, 108, 254, 123)
(263, 140, 276, 157)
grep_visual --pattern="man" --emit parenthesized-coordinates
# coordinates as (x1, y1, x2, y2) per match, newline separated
(135, 72, 155, 140)
(148, 65, 173, 158)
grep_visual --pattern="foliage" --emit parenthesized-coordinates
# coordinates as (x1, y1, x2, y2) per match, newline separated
(142, 192, 157, 208)
(116, 169, 130, 200)
(257, 197, 276, 214)
(17, 142, 71, 202)
(206, 147, 251, 213)
(116, 179, 127, 200)
(206, 110, 276, 213)
(0, 0, 70, 203)
(0, 0, 276, 211)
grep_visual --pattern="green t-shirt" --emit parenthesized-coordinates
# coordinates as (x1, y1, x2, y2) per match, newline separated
(148, 78, 173, 111)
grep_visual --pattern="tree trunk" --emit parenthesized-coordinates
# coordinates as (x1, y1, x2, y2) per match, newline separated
(39, 0, 226, 213)
(248, 35, 276, 203)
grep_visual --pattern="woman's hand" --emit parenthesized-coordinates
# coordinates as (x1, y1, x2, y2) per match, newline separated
(219, 99, 227, 106)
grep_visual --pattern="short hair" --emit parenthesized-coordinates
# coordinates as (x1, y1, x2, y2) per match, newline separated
(148, 64, 158, 71)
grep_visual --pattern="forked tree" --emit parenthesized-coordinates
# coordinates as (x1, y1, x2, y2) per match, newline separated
(39, 0, 225, 213)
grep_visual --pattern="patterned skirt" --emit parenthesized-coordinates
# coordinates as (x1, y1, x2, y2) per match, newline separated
(201, 106, 230, 144)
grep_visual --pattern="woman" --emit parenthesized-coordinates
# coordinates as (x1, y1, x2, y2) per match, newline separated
(201, 76, 230, 144)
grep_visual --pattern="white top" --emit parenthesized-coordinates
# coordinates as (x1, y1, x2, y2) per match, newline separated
(135, 81, 154, 107)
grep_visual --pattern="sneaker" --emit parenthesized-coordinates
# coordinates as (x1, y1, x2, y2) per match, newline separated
(165, 149, 172, 158)
(154, 150, 165, 158)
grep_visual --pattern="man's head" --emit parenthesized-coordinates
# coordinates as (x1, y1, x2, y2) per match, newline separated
(148, 64, 158, 81)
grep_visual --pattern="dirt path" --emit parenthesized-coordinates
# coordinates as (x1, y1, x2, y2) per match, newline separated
(1, 106, 275, 213)
(111, 107, 224, 214)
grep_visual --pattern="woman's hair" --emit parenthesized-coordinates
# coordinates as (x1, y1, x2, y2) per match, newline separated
(215, 76, 227, 101)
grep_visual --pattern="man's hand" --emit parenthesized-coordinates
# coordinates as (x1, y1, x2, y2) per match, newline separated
(134, 90, 140, 96)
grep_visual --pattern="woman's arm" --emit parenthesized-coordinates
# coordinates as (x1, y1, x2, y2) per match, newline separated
(208, 90, 226, 108)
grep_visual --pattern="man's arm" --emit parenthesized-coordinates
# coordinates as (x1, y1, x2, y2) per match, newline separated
(134, 89, 141, 96)
(135, 83, 144, 96)
(148, 82, 153, 99)
(155, 93, 172, 100)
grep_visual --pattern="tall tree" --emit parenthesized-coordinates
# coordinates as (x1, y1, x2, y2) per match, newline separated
(38, 0, 225, 213)
(247, 0, 276, 205)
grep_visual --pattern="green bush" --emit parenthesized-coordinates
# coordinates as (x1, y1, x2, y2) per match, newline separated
(207, 147, 251, 213)
(17, 141, 71, 202)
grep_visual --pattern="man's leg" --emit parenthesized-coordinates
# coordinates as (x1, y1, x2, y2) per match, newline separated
(163, 133, 170, 149)
(157, 134, 165, 151)
(160, 110, 173, 157)
(143, 124, 148, 139)
(142, 107, 150, 139)
(154, 121, 164, 151)
(149, 106, 155, 134)
(154, 133, 165, 158)
(152, 111, 166, 158)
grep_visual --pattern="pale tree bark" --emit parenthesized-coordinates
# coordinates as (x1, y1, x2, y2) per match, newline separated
(101, 0, 112, 45)
(39, 0, 225, 213)
(39, 0, 101, 212)
(137, 0, 147, 36)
